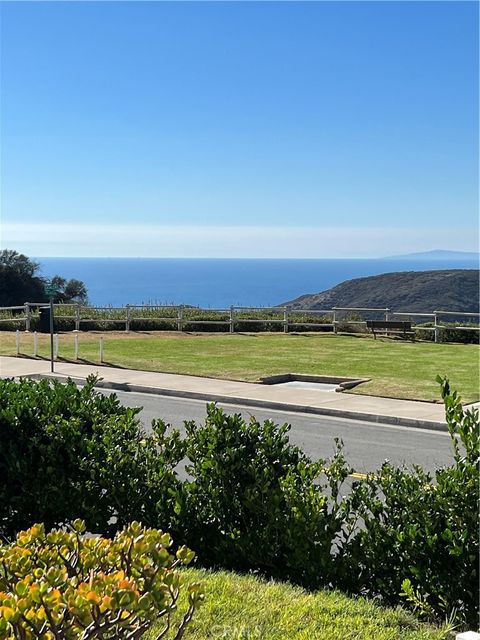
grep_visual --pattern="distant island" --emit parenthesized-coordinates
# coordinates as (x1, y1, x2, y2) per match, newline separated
(383, 249, 479, 261)
(284, 269, 480, 313)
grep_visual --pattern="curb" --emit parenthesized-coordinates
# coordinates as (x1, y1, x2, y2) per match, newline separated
(26, 373, 448, 432)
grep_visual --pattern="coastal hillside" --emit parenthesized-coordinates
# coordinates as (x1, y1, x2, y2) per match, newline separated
(284, 269, 480, 312)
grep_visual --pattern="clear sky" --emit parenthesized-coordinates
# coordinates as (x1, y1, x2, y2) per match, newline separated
(1, 0, 478, 257)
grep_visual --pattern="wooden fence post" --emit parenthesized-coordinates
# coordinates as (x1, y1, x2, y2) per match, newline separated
(283, 307, 288, 333)
(333, 308, 337, 334)
(229, 306, 235, 333)
(24, 303, 31, 332)
(177, 308, 184, 332)
(74, 304, 81, 332)
(33, 332, 38, 357)
(99, 336, 104, 363)
(74, 334, 79, 360)
(16, 330, 20, 355)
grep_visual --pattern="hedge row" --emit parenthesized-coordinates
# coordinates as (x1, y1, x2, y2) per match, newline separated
(0, 307, 336, 333)
(1, 315, 478, 343)
(0, 376, 478, 626)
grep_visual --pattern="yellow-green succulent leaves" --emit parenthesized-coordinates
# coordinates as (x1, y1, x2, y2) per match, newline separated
(0, 521, 203, 640)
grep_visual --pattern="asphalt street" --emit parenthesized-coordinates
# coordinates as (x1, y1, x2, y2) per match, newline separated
(108, 390, 453, 474)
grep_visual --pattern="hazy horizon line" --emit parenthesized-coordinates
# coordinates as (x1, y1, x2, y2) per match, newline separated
(4, 223, 478, 259)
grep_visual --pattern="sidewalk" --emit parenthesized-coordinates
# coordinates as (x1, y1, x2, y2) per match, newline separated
(0, 355, 459, 430)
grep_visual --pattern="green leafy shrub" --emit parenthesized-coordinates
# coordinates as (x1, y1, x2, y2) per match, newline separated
(0, 520, 203, 639)
(415, 322, 479, 344)
(2, 374, 477, 626)
(0, 376, 184, 537)
(130, 319, 178, 331)
(174, 405, 350, 587)
(340, 376, 479, 625)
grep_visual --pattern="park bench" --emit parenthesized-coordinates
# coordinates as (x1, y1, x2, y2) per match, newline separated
(366, 320, 415, 341)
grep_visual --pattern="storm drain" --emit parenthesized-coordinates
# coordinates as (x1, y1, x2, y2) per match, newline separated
(259, 374, 369, 393)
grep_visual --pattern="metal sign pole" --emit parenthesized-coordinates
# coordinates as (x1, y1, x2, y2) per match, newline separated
(44, 279, 60, 373)
(49, 296, 55, 373)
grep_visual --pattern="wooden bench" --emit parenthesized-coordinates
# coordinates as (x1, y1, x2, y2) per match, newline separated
(366, 320, 415, 341)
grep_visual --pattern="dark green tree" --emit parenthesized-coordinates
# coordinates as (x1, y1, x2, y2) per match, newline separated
(0, 249, 88, 306)
(0, 250, 45, 306)
(51, 275, 88, 303)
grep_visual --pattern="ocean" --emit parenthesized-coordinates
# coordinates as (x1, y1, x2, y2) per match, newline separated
(36, 257, 479, 308)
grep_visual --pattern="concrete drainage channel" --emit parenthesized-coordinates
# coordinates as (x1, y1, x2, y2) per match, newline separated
(259, 373, 370, 392)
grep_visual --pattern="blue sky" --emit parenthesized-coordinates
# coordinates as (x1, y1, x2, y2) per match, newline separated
(1, 1, 478, 257)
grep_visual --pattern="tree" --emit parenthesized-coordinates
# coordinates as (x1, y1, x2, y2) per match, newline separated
(51, 275, 88, 303)
(0, 250, 39, 277)
(0, 250, 45, 306)
(64, 278, 88, 302)
(0, 249, 88, 306)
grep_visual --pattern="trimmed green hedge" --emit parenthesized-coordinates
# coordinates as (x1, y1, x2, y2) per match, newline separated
(1, 376, 478, 625)
(0, 376, 184, 537)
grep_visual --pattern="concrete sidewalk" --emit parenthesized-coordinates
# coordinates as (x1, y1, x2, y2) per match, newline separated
(0, 355, 460, 430)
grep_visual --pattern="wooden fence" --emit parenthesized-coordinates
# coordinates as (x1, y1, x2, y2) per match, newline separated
(0, 302, 479, 343)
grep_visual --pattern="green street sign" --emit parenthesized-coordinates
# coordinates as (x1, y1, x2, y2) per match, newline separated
(44, 282, 61, 297)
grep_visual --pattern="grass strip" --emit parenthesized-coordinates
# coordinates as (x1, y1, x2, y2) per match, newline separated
(2, 330, 478, 402)
(144, 567, 449, 640)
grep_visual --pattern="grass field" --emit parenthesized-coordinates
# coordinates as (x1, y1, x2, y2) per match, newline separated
(144, 568, 448, 640)
(2, 330, 479, 402)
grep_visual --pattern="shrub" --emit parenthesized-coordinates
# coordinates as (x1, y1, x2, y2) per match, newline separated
(2, 374, 477, 626)
(415, 322, 479, 344)
(0, 376, 184, 537)
(173, 404, 351, 587)
(340, 376, 479, 625)
(0, 520, 203, 639)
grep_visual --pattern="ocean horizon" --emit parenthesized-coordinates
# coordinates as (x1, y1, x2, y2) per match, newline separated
(33, 257, 479, 308)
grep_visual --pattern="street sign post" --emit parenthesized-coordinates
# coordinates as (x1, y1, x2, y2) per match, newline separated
(43, 281, 61, 373)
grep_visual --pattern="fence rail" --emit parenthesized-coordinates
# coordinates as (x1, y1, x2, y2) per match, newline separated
(435, 310, 480, 317)
(0, 302, 478, 342)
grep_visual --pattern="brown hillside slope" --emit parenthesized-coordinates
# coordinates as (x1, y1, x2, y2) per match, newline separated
(284, 269, 479, 312)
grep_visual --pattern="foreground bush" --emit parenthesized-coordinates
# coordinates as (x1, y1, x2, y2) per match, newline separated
(173, 384, 478, 625)
(0, 376, 184, 537)
(340, 376, 479, 625)
(175, 405, 350, 586)
(0, 520, 203, 639)
(1, 374, 477, 625)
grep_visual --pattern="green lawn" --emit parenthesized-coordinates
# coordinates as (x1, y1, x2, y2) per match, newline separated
(2, 330, 479, 402)
(144, 568, 448, 640)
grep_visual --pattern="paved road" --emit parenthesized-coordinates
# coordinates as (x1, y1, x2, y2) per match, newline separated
(108, 390, 453, 474)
